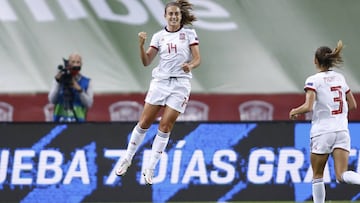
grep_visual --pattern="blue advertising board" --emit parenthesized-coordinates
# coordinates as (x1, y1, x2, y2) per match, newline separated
(1, 122, 360, 202)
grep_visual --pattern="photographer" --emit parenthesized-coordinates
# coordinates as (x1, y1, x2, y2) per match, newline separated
(48, 53, 94, 122)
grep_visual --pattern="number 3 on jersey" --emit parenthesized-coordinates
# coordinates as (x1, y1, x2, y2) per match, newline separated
(331, 86, 343, 115)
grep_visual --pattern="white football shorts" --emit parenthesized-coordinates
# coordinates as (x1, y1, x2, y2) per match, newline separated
(145, 77, 191, 113)
(310, 130, 350, 154)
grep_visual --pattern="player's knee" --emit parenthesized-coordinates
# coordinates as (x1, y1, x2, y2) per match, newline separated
(336, 173, 345, 183)
(158, 123, 173, 133)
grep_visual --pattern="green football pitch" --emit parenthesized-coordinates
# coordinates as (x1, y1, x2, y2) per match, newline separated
(101, 201, 354, 203)
(167, 202, 352, 203)
(156, 202, 354, 203)
(172, 200, 351, 203)
(168, 202, 351, 203)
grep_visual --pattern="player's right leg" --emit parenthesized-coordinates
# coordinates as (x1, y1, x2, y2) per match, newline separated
(115, 124, 148, 176)
(310, 134, 330, 203)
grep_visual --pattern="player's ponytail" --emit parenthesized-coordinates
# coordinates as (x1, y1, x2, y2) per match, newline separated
(177, 0, 197, 25)
(330, 40, 344, 61)
(315, 40, 344, 69)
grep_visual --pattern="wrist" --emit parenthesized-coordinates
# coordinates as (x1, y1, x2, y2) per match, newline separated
(77, 88, 83, 93)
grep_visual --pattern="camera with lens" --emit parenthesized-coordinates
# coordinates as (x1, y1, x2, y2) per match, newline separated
(57, 58, 73, 87)
(58, 66, 73, 87)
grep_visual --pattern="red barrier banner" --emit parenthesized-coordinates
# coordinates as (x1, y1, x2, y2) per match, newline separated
(0, 93, 360, 122)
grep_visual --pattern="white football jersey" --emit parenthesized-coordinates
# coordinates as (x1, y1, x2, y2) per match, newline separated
(149, 26, 199, 79)
(304, 70, 350, 137)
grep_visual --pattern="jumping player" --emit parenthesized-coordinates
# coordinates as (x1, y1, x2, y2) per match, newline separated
(115, 0, 201, 185)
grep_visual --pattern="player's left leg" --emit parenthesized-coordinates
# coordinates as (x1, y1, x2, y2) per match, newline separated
(332, 131, 360, 184)
(333, 148, 360, 184)
(143, 106, 179, 185)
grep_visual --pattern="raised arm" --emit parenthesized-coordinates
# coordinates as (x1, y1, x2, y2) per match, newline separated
(138, 32, 157, 67)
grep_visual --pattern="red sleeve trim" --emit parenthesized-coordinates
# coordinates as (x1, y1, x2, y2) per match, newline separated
(150, 46, 158, 50)
(190, 43, 199, 46)
(304, 87, 316, 92)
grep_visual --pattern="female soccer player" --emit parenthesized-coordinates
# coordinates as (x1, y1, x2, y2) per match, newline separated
(115, 0, 200, 185)
(289, 40, 360, 203)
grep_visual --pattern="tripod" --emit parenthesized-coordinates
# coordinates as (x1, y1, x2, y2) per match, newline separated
(61, 84, 78, 122)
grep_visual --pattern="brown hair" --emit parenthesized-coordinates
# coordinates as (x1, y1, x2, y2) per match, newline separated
(315, 40, 344, 69)
(165, 0, 197, 26)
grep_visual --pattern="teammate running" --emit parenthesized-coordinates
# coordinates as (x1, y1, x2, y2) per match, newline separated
(289, 40, 359, 203)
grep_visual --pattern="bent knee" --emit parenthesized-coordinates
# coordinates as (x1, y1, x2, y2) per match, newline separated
(158, 124, 173, 133)
(336, 172, 346, 183)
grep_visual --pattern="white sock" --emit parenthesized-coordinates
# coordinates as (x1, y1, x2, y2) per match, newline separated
(341, 171, 360, 184)
(125, 124, 147, 162)
(147, 130, 170, 170)
(312, 178, 325, 203)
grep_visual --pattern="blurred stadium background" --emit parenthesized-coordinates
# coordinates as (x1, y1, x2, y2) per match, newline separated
(1, 0, 360, 122)
(1, 1, 360, 203)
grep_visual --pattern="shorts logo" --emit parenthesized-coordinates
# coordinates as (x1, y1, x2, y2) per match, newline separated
(181, 97, 188, 107)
